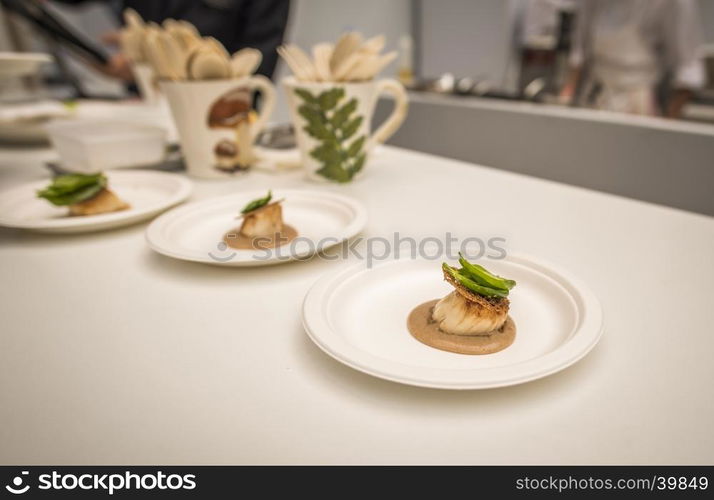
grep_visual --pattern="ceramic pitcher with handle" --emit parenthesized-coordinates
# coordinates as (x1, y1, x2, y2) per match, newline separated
(282, 76, 408, 183)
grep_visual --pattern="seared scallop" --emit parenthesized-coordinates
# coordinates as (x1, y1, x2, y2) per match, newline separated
(69, 188, 129, 216)
(432, 267, 510, 335)
(239, 202, 284, 238)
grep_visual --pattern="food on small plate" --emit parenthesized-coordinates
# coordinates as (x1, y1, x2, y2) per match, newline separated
(407, 253, 517, 355)
(223, 190, 298, 249)
(36, 173, 129, 216)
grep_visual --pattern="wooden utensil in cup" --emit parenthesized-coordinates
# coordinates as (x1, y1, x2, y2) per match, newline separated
(230, 48, 262, 78)
(188, 49, 231, 80)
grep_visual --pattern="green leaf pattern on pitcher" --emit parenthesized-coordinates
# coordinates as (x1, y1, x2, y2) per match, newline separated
(295, 87, 367, 183)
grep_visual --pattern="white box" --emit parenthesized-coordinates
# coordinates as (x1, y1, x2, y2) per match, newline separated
(45, 120, 167, 173)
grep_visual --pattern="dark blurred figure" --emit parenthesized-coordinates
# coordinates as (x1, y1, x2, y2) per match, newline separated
(58, 0, 290, 81)
(560, 0, 705, 118)
(516, 0, 576, 97)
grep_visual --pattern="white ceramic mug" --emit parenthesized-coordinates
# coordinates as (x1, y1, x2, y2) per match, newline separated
(161, 76, 275, 178)
(283, 76, 408, 183)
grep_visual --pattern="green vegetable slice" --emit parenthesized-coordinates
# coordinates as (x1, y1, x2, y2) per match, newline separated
(241, 190, 272, 214)
(37, 173, 107, 206)
(39, 183, 105, 206)
(442, 263, 508, 298)
(458, 252, 516, 291)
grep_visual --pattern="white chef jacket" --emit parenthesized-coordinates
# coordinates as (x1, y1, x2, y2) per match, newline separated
(569, 0, 705, 113)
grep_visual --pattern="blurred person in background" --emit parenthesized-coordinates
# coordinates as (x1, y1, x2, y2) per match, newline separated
(559, 0, 705, 118)
(55, 0, 290, 82)
(515, 0, 576, 95)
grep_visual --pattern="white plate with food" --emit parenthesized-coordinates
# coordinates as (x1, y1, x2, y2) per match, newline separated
(145, 189, 367, 266)
(0, 170, 192, 233)
(302, 253, 603, 389)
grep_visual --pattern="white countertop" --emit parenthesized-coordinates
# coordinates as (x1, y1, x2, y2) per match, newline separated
(1, 144, 713, 465)
(407, 91, 714, 137)
(683, 103, 714, 123)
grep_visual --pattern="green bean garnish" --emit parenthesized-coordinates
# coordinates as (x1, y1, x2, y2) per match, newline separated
(458, 252, 516, 291)
(241, 190, 272, 214)
(442, 263, 508, 298)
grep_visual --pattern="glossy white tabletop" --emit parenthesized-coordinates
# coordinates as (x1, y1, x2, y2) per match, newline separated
(1, 139, 713, 464)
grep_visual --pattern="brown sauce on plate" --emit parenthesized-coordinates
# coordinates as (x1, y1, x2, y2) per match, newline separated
(407, 299, 516, 355)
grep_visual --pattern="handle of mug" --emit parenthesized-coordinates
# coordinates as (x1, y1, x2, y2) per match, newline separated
(244, 74, 276, 141)
(369, 78, 408, 149)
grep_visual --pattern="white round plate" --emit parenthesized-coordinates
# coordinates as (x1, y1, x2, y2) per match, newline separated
(0, 52, 52, 78)
(145, 189, 367, 266)
(0, 120, 49, 144)
(302, 254, 603, 389)
(0, 171, 193, 233)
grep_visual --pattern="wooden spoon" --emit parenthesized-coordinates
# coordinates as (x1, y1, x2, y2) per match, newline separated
(157, 32, 187, 80)
(312, 43, 333, 81)
(201, 37, 230, 60)
(277, 45, 310, 81)
(284, 44, 317, 81)
(163, 19, 196, 52)
(366, 51, 398, 79)
(175, 24, 201, 51)
(188, 49, 231, 80)
(162, 18, 180, 31)
(231, 48, 262, 77)
(360, 34, 386, 55)
(123, 8, 144, 29)
(144, 32, 173, 79)
(329, 32, 362, 75)
(333, 51, 363, 81)
(177, 20, 200, 38)
(139, 25, 160, 65)
(344, 53, 379, 81)
(120, 29, 143, 62)
(339, 50, 397, 82)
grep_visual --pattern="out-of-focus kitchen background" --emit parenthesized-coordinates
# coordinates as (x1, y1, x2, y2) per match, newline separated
(2, 0, 714, 214)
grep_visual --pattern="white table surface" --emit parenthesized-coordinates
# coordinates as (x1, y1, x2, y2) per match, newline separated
(1, 143, 713, 465)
